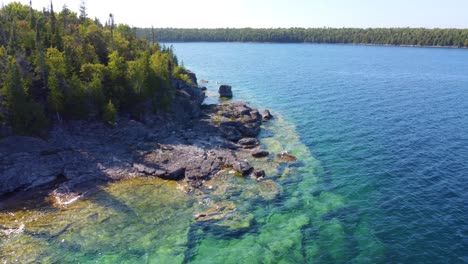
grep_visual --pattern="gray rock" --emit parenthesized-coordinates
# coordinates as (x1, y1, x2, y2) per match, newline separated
(253, 169, 266, 179)
(219, 125, 242, 141)
(162, 167, 186, 180)
(237, 138, 260, 149)
(235, 105, 251, 115)
(133, 163, 156, 175)
(240, 123, 261, 137)
(0, 125, 13, 138)
(262, 109, 273, 121)
(218, 85, 233, 98)
(232, 160, 253, 175)
(0, 137, 65, 195)
(186, 70, 198, 85)
(0, 136, 50, 155)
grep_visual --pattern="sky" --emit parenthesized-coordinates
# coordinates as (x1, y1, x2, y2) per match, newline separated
(2, 0, 468, 28)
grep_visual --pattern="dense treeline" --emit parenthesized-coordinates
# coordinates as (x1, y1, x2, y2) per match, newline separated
(0, 2, 193, 136)
(138, 28, 468, 48)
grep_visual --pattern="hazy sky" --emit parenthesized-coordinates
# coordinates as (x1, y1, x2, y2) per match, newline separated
(3, 0, 468, 28)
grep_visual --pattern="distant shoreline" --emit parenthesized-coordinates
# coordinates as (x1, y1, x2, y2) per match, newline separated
(160, 41, 467, 50)
(139, 28, 468, 49)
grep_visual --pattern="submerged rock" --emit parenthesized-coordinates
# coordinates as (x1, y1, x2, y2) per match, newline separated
(276, 151, 297, 162)
(218, 85, 233, 98)
(251, 149, 269, 158)
(194, 201, 237, 222)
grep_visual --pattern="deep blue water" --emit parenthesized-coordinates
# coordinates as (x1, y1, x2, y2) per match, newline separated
(170, 43, 468, 263)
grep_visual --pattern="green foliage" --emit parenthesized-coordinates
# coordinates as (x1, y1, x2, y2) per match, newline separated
(47, 73, 64, 118)
(89, 73, 106, 112)
(0, 2, 182, 135)
(11, 99, 49, 136)
(64, 74, 88, 119)
(139, 28, 468, 48)
(173, 66, 194, 86)
(1, 59, 48, 135)
(0, 46, 6, 67)
(103, 100, 117, 125)
(46, 47, 67, 77)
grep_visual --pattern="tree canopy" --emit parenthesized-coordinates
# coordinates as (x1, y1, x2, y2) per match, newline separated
(0, 2, 191, 136)
(138, 28, 468, 48)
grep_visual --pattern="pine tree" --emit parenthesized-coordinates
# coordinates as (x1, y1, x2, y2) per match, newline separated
(108, 14, 115, 50)
(28, 0, 36, 29)
(79, 0, 87, 22)
(47, 73, 64, 121)
(1, 59, 48, 135)
(103, 99, 117, 125)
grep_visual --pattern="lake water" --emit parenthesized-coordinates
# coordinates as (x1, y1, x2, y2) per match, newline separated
(1, 43, 467, 263)
(170, 43, 468, 263)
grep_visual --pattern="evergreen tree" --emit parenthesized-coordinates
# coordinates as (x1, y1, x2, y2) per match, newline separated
(1, 59, 48, 135)
(103, 99, 117, 125)
(47, 72, 64, 121)
(79, 0, 87, 22)
(0, 3, 192, 135)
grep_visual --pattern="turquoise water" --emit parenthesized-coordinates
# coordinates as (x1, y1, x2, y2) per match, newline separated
(171, 43, 468, 263)
(1, 43, 468, 263)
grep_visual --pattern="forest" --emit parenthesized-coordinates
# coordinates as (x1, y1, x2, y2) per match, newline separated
(138, 28, 468, 47)
(0, 2, 192, 136)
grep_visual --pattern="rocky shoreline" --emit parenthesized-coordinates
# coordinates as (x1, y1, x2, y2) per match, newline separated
(0, 73, 291, 212)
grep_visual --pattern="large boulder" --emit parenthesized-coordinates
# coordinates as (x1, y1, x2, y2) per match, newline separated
(262, 109, 273, 121)
(218, 85, 233, 98)
(214, 103, 262, 142)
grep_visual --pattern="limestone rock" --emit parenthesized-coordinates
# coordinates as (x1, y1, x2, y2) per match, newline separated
(219, 125, 242, 141)
(218, 85, 233, 98)
(232, 160, 253, 175)
(262, 109, 273, 121)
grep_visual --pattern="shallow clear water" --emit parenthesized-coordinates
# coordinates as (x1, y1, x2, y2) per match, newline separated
(1, 43, 468, 263)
